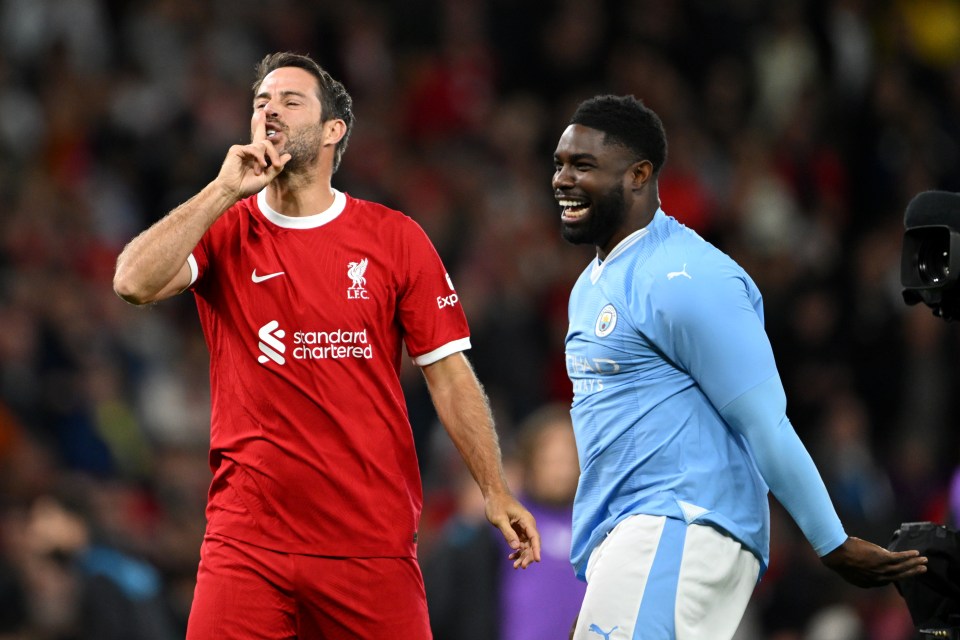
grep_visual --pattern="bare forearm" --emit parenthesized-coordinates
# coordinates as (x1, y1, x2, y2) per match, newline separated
(438, 381, 509, 495)
(423, 355, 510, 497)
(423, 353, 542, 567)
(114, 181, 236, 305)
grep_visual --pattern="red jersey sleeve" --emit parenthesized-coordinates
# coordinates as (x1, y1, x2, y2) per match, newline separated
(187, 200, 250, 294)
(187, 214, 215, 290)
(395, 216, 470, 365)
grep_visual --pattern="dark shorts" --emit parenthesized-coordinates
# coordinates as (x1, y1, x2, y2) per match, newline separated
(186, 534, 431, 639)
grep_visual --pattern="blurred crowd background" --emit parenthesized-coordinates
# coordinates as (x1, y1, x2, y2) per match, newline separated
(1, 0, 959, 638)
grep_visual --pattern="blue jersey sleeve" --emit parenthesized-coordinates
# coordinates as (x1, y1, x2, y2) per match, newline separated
(651, 259, 777, 408)
(720, 377, 848, 556)
(652, 261, 847, 556)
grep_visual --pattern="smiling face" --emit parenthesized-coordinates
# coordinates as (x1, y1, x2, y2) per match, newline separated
(253, 67, 326, 172)
(552, 124, 639, 254)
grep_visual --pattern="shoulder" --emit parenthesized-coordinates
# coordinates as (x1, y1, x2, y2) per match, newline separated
(344, 193, 431, 239)
(649, 214, 744, 279)
(207, 195, 258, 237)
(346, 193, 415, 224)
(645, 221, 756, 320)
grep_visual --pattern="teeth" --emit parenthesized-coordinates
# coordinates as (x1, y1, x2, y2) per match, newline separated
(560, 199, 588, 220)
(267, 131, 276, 138)
(558, 199, 589, 220)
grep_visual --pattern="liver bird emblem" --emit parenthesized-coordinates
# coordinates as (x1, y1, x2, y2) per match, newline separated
(347, 258, 368, 289)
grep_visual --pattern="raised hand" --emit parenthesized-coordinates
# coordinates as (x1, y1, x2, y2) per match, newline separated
(215, 110, 292, 202)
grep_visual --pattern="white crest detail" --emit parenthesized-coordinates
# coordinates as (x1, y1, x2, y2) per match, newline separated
(347, 258, 370, 300)
(348, 258, 368, 289)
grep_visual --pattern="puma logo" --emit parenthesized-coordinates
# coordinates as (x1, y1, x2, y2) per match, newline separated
(667, 264, 691, 280)
(589, 624, 619, 639)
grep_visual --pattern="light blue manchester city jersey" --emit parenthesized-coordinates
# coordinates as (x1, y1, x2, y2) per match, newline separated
(565, 209, 844, 580)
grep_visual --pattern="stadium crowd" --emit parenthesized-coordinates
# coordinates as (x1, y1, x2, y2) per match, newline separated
(0, 0, 959, 638)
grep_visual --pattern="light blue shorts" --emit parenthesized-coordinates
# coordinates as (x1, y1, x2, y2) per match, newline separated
(572, 515, 760, 640)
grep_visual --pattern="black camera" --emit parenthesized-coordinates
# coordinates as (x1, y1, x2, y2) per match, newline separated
(887, 522, 960, 638)
(901, 191, 960, 321)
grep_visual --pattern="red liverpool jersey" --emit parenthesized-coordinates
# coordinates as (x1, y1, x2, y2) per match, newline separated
(188, 189, 470, 558)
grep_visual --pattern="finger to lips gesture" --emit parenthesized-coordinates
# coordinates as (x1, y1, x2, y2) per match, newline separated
(217, 111, 291, 201)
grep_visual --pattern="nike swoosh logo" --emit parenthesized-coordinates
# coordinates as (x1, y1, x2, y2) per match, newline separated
(252, 269, 285, 283)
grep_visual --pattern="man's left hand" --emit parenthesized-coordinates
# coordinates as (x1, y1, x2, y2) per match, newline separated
(485, 492, 542, 569)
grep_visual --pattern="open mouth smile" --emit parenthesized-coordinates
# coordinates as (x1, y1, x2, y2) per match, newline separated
(558, 198, 590, 222)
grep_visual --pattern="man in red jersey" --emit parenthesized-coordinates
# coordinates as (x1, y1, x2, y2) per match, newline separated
(113, 51, 541, 640)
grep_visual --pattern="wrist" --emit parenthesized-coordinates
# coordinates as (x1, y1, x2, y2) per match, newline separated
(208, 178, 244, 208)
(480, 479, 513, 501)
(820, 536, 852, 565)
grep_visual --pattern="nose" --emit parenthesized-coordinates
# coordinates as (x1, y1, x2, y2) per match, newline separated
(553, 163, 574, 190)
(262, 101, 280, 118)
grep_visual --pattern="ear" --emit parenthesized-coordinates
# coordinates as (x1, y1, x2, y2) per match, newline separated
(324, 119, 347, 146)
(630, 160, 654, 189)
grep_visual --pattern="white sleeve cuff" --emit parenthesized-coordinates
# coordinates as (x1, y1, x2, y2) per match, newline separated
(412, 337, 471, 366)
(187, 254, 199, 287)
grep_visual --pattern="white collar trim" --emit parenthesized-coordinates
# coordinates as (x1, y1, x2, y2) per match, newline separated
(257, 188, 346, 229)
(589, 217, 657, 284)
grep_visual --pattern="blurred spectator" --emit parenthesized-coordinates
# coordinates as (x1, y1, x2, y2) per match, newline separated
(3, 476, 179, 639)
(813, 390, 897, 543)
(0, 0, 958, 637)
(423, 403, 585, 640)
(421, 457, 500, 640)
(497, 403, 585, 640)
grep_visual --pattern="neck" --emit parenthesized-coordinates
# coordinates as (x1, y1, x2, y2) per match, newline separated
(597, 204, 658, 260)
(264, 170, 336, 217)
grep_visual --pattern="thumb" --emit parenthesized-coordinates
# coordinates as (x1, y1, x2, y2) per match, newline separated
(265, 153, 292, 176)
(488, 505, 521, 549)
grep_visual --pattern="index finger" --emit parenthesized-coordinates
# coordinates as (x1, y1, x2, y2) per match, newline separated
(511, 516, 541, 564)
(252, 110, 267, 142)
(511, 546, 536, 569)
(525, 520, 542, 562)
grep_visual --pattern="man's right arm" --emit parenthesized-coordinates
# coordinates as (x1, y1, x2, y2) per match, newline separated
(113, 110, 290, 306)
(113, 182, 237, 305)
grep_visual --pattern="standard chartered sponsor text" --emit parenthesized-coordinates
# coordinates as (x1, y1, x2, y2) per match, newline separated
(293, 328, 373, 360)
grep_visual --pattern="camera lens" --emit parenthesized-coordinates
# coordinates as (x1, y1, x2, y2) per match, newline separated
(918, 233, 951, 285)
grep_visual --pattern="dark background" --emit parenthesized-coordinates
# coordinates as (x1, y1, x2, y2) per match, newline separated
(0, 1, 958, 638)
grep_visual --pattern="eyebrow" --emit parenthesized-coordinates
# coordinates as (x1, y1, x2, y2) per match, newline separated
(253, 89, 310, 103)
(555, 152, 598, 163)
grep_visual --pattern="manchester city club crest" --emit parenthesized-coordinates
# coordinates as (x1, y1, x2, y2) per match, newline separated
(595, 304, 617, 337)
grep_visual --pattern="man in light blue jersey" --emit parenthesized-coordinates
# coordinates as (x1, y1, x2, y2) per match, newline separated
(552, 94, 928, 640)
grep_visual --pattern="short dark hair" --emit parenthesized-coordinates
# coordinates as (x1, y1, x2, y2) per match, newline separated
(253, 52, 355, 173)
(570, 95, 667, 174)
